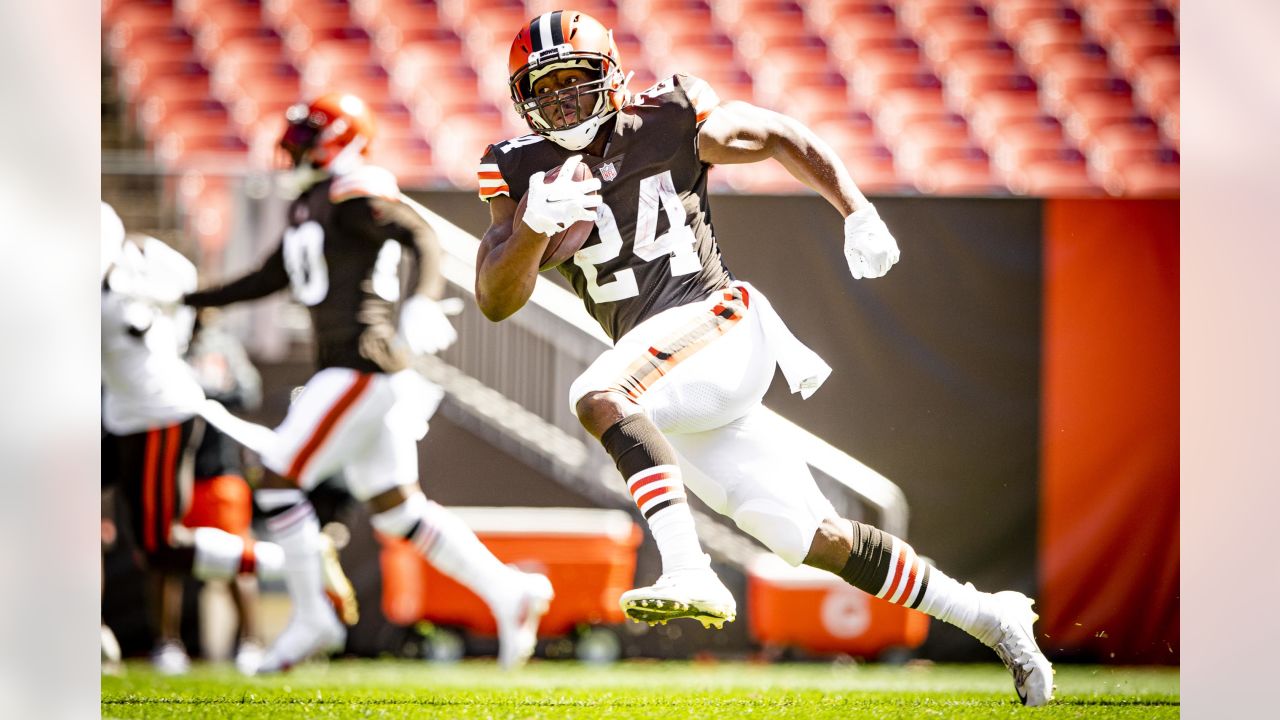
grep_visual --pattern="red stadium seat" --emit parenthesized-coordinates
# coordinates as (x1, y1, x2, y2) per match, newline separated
(930, 38, 1017, 76)
(1086, 120, 1164, 171)
(872, 87, 951, 137)
(1060, 93, 1143, 146)
(821, 11, 904, 65)
(965, 89, 1045, 141)
(986, 114, 1072, 173)
(845, 146, 909, 192)
(1158, 94, 1178, 148)
(120, 58, 210, 104)
(947, 70, 1038, 117)
(369, 133, 442, 188)
(717, 0, 809, 35)
(430, 112, 508, 186)
(1018, 38, 1108, 77)
(885, 112, 973, 155)
(915, 152, 1002, 195)
(809, 109, 878, 146)
(1105, 153, 1179, 196)
(1109, 26, 1178, 76)
(987, 0, 1075, 37)
(143, 97, 234, 144)
(112, 28, 199, 73)
(1042, 73, 1130, 117)
(845, 38, 925, 79)
(1132, 54, 1178, 119)
(915, 13, 998, 65)
(1007, 15, 1084, 52)
(1081, 1, 1177, 46)
(897, 0, 989, 35)
(1007, 154, 1100, 195)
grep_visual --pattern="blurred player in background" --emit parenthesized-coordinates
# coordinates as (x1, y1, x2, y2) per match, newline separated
(177, 308, 271, 673)
(100, 202, 287, 674)
(475, 10, 1053, 705)
(178, 93, 553, 672)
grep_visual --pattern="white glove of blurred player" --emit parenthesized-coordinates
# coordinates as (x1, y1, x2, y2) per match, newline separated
(520, 155, 602, 237)
(843, 204, 900, 279)
(399, 296, 463, 355)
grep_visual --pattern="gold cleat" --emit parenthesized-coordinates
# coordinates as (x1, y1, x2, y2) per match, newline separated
(319, 530, 360, 626)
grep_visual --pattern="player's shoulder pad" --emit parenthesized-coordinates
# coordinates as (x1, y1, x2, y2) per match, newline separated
(674, 73, 722, 123)
(632, 74, 721, 124)
(330, 165, 400, 204)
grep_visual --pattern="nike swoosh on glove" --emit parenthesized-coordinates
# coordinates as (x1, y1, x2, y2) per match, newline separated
(843, 205, 900, 279)
(520, 155, 602, 237)
(399, 296, 459, 355)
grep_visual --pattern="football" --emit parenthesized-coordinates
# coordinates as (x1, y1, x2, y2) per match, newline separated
(515, 161, 598, 271)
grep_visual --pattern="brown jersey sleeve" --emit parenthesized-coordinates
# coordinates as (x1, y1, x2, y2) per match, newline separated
(184, 243, 288, 307)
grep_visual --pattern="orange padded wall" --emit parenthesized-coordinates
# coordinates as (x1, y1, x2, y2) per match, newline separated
(1040, 199, 1179, 663)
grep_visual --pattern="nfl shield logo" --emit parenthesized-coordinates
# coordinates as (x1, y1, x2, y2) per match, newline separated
(599, 162, 617, 182)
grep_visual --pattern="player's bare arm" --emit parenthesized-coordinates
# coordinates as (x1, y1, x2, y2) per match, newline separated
(475, 193, 552, 322)
(698, 100, 901, 279)
(698, 100, 868, 217)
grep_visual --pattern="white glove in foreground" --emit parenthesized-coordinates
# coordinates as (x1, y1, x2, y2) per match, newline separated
(399, 296, 459, 355)
(843, 205, 900, 279)
(520, 155, 602, 237)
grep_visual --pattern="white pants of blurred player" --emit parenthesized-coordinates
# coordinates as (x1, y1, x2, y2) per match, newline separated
(261, 368, 444, 501)
(570, 283, 836, 566)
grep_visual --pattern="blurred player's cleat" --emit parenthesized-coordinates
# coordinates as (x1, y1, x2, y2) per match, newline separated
(234, 639, 266, 676)
(101, 625, 123, 676)
(150, 639, 191, 676)
(620, 567, 736, 627)
(494, 571, 554, 670)
(988, 591, 1055, 706)
(319, 530, 360, 626)
(255, 609, 345, 674)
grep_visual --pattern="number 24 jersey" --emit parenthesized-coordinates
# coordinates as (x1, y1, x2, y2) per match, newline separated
(478, 73, 734, 342)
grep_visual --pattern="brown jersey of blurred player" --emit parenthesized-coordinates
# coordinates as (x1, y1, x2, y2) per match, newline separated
(184, 93, 552, 673)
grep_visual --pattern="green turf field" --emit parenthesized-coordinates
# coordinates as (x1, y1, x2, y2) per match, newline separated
(101, 659, 1179, 719)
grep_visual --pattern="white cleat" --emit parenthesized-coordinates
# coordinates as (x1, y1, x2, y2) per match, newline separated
(150, 640, 191, 676)
(620, 567, 737, 629)
(494, 571, 554, 670)
(234, 639, 266, 676)
(989, 591, 1056, 706)
(255, 609, 345, 675)
(102, 625, 124, 675)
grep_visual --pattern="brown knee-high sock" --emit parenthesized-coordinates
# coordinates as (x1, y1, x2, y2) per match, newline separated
(601, 414, 709, 574)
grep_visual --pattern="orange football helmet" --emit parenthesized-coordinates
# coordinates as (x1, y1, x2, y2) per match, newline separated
(507, 10, 628, 150)
(280, 92, 376, 173)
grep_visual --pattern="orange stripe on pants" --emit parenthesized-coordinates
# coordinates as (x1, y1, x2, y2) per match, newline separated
(286, 373, 373, 481)
(142, 430, 159, 552)
(160, 424, 180, 550)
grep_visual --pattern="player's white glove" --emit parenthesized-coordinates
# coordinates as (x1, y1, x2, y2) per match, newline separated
(520, 155, 602, 237)
(399, 296, 463, 355)
(843, 204, 900, 279)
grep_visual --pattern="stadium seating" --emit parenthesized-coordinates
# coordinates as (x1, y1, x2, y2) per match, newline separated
(105, 0, 1176, 196)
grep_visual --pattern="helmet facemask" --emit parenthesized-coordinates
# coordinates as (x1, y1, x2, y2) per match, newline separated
(510, 48, 627, 151)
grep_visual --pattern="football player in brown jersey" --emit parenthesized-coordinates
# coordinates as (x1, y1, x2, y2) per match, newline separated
(180, 93, 553, 672)
(475, 10, 1053, 706)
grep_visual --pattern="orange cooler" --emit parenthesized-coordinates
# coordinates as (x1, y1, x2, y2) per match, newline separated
(380, 507, 642, 636)
(747, 554, 929, 656)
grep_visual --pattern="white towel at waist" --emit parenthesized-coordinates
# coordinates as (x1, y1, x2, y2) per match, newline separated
(734, 281, 832, 399)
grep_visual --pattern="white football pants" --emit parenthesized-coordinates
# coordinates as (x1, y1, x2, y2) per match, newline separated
(570, 285, 836, 565)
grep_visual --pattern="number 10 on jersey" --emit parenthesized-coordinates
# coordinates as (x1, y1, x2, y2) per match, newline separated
(574, 170, 700, 303)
